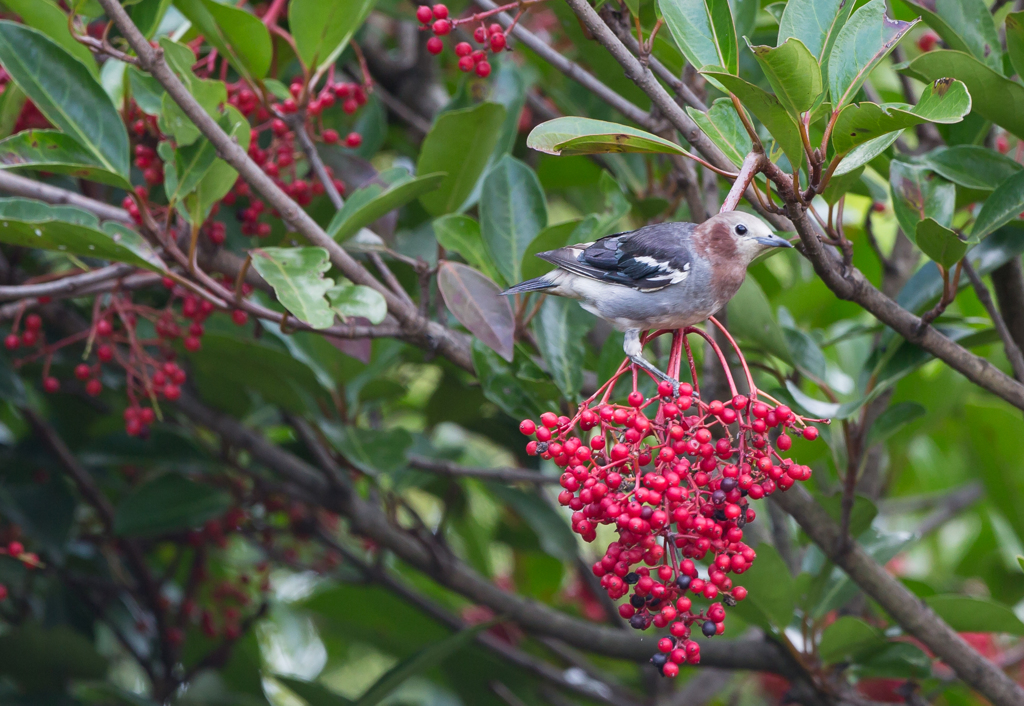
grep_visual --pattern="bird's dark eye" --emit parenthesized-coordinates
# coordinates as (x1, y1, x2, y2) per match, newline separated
(735, 224, 747, 235)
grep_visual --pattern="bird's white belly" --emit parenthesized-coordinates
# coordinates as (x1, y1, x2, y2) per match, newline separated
(557, 274, 720, 330)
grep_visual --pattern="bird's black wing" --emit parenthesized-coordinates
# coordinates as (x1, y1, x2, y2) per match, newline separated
(536, 222, 697, 291)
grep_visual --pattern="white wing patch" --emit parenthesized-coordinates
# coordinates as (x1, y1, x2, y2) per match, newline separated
(632, 255, 690, 284)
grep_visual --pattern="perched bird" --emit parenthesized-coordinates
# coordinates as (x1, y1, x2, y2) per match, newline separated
(503, 211, 792, 391)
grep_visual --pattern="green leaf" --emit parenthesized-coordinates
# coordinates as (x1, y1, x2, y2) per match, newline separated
(327, 171, 446, 242)
(865, 402, 926, 447)
(726, 277, 793, 365)
(0, 129, 133, 189)
(900, 49, 1024, 139)
(777, 0, 853, 68)
(0, 351, 25, 406)
(0, 624, 107, 692)
(533, 296, 589, 400)
(437, 261, 514, 362)
(1007, 12, 1024, 80)
(0, 198, 166, 271)
(904, 0, 1001, 71)
(278, 677, 355, 706)
(831, 78, 972, 157)
(916, 217, 967, 269)
(114, 473, 231, 537)
(522, 220, 580, 281)
(527, 116, 692, 157)
(686, 97, 751, 168)
(832, 130, 902, 176)
(187, 105, 250, 222)
(321, 425, 413, 475)
(819, 617, 886, 664)
(856, 641, 931, 679)
(130, 0, 174, 39)
(354, 624, 488, 706)
(128, 66, 163, 116)
(700, 72, 804, 168)
(291, 0, 377, 73)
(3, 0, 97, 75)
(920, 145, 1022, 191)
(249, 247, 336, 329)
(173, 0, 272, 81)
(0, 21, 129, 176)
(418, 103, 505, 216)
(433, 214, 503, 284)
(486, 483, 577, 562)
(970, 171, 1024, 243)
(166, 136, 218, 204)
(747, 37, 822, 118)
(924, 595, 1024, 635)
(729, 544, 793, 629)
(821, 165, 864, 205)
(158, 72, 227, 147)
(326, 281, 387, 325)
(827, 0, 917, 111)
(480, 156, 547, 287)
(0, 83, 26, 140)
(1018, 555, 1024, 573)
(782, 327, 826, 380)
(659, 0, 737, 79)
(889, 161, 954, 243)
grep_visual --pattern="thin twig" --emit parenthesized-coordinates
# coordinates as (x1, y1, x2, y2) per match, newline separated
(963, 258, 1024, 382)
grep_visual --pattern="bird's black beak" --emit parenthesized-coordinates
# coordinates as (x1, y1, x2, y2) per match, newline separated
(755, 234, 793, 248)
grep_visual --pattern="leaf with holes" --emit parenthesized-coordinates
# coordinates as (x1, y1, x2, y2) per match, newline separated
(827, 0, 916, 111)
(831, 78, 971, 157)
(0, 21, 129, 177)
(0, 129, 132, 189)
(916, 218, 967, 270)
(327, 280, 387, 326)
(437, 261, 514, 362)
(0, 198, 165, 272)
(249, 247, 336, 330)
(889, 161, 954, 243)
(527, 117, 692, 157)
(900, 50, 1024, 139)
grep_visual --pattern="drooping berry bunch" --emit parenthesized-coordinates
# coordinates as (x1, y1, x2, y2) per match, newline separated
(518, 325, 825, 677)
(418, 3, 511, 77)
(4, 276, 253, 436)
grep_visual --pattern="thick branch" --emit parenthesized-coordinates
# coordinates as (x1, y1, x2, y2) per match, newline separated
(173, 392, 804, 677)
(96, 0, 474, 372)
(408, 455, 560, 484)
(0, 264, 135, 301)
(771, 485, 1024, 706)
(991, 257, 1024, 360)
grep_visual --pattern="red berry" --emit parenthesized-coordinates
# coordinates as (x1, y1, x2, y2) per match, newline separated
(432, 4, 448, 19)
(4, 334, 18, 350)
(345, 132, 362, 148)
(663, 662, 679, 677)
(802, 426, 818, 441)
(416, 5, 433, 23)
(95, 319, 113, 336)
(519, 419, 536, 435)
(489, 33, 506, 52)
(74, 363, 91, 381)
(474, 26, 487, 43)
(25, 314, 41, 330)
(7, 542, 23, 556)
(97, 344, 113, 362)
(85, 379, 102, 396)
(997, 134, 1010, 154)
(232, 310, 249, 326)
(872, 201, 887, 212)
(917, 30, 938, 53)
(776, 434, 792, 451)
(163, 383, 181, 401)
(628, 391, 644, 407)
(488, 23, 502, 35)
(458, 55, 474, 72)
(43, 376, 59, 393)
(455, 41, 472, 57)
(184, 336, 202, 352)
(426, 36, 443, 54)
(432, 19, 451, 35)
(282, 98, 297, 113)
(732, 586, 747, 601)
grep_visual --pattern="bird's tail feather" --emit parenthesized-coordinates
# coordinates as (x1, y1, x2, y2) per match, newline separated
(501, 276, 556, 296)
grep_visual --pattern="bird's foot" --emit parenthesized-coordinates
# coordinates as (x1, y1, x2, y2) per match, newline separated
(628, 355, 683, 397)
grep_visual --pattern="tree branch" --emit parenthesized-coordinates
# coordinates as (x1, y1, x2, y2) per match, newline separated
(963, 259, 1024, 382)
(407, 455, 561, 484)
(96, 0, 474, 372)
(990, 256, 1024, 361)
(771, 485, 1024, 706)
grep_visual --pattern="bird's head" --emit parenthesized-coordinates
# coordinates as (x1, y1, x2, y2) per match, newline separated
(704, 211, 792, 264)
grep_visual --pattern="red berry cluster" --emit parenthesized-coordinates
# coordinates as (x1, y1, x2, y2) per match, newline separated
(4, 276, 253, 436)
(519, 377, 820, 676)
(418, 4, 507, 78)
(0, 539, 41, 603)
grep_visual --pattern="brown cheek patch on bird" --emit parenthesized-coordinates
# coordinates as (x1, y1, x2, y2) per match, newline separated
(691, 220, 739, 262)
